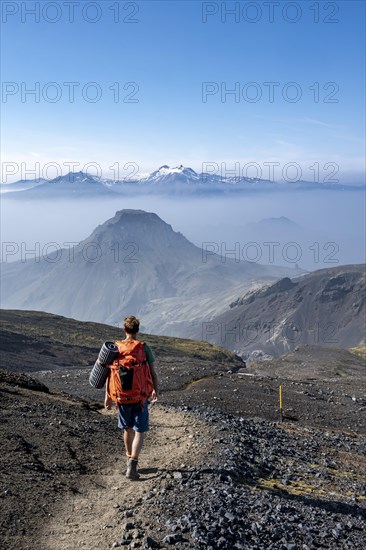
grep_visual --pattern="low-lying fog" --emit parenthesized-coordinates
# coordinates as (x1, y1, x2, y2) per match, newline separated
(1, 190, 365, 271)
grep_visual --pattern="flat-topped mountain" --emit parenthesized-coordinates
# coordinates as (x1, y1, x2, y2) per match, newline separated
(0, 209, 297, 335)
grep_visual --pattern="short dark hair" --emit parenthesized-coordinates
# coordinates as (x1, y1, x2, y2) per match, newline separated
(124, 316, 140, 335)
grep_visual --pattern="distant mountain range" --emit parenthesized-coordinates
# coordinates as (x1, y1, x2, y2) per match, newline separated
(2, 166, 364, 197)
(195, 264, 365, 359)
(0, 209, 300, 335)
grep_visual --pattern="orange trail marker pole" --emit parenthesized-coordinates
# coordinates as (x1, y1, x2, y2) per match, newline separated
(279, 384, 283, 421)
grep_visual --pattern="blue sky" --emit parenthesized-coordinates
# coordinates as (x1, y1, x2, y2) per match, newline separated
(1, 0, 365, 183)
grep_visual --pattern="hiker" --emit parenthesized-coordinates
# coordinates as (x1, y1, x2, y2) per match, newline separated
(104, 316, 159, 480)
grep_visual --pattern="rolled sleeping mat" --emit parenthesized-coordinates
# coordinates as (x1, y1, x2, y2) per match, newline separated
(98, 341, 119, 365)
(89, 361, 110, 389)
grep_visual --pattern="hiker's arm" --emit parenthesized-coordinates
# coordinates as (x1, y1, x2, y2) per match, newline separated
(104, 377, 113, 410)
(149, 362, 159, 399)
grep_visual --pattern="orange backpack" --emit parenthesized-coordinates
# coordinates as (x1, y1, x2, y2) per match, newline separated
(107, 340, 154, 405)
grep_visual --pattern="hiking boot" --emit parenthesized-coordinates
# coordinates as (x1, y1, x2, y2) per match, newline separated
(126, 458, 140, 480)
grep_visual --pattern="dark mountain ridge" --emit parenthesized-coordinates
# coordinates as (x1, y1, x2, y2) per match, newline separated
(198, 264, 365, 359)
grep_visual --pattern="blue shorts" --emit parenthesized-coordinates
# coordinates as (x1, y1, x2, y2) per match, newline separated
(117, 401, 149, 433)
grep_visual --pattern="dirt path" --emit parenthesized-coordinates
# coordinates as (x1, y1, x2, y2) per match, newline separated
(39, 405, 215, 550)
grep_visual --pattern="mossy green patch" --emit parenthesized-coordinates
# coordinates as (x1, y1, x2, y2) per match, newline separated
(349, 344, 366, 360)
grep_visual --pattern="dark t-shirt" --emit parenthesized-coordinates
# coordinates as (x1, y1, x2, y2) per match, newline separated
(143, 343, 155, 365)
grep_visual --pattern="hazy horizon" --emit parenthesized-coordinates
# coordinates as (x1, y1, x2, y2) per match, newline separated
(1, 1, 365, 307)
(1, 190, 365, 271)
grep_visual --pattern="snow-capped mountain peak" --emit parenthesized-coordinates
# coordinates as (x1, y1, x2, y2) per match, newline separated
(144, 164, 199, 184)
(2, 166, 361, 197)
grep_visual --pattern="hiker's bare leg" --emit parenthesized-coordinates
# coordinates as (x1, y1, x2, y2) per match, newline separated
(124, 428, 135, 456)
(131, 431, 144, 457)
(126, 432, 143, 480)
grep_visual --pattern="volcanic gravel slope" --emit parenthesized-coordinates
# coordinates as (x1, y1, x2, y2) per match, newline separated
(164, 344, 366, 436)
(1, 370, 365, 550)
(1, 310, 366, 549)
